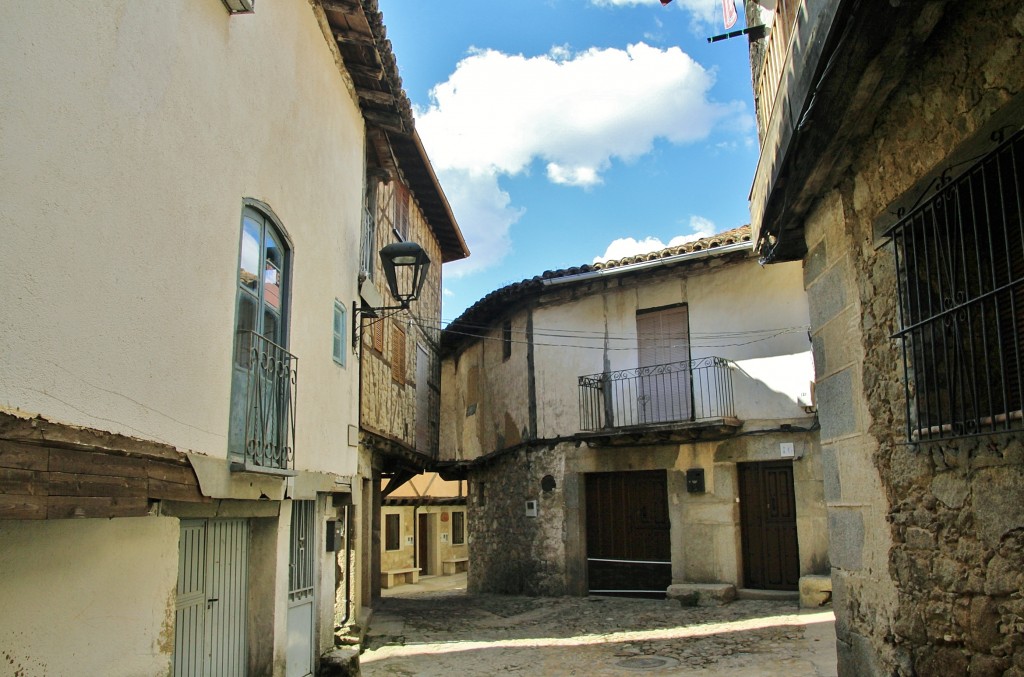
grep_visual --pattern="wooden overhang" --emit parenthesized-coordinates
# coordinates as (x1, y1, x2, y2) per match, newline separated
(751, 0, 957, 263)
(321, 0, 469, 264)
(0, 412, 208, 520)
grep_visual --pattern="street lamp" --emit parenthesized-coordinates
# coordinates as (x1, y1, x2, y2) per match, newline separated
(379, 241, 431, 309)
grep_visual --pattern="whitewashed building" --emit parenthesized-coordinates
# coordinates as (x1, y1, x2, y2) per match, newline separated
(0, 1, 454, 674)
(439, 227, 829, 602)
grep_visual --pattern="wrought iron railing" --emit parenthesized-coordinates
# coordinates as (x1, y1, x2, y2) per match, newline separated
(887, 129, 1024, 441)
(578, 357, 735, 432)
(236, 330, 297, 471)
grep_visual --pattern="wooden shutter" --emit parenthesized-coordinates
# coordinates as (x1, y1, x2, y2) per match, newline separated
(392, 324, 406, 383)
(636, 305, 691, 423)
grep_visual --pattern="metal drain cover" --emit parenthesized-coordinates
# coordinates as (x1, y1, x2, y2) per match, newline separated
(615, 656, 680, 671)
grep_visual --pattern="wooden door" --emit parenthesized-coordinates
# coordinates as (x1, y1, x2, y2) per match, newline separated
(636, 305, 691, 424)
(738, 462, 800, 590)
(418, 513, 430, 575)
(585, 470, 671, 597)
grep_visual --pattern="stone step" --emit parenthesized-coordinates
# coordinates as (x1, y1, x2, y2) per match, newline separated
(736, 588, 800, 601)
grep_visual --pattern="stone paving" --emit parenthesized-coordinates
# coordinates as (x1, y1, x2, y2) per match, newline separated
(360, 575, 838, 676)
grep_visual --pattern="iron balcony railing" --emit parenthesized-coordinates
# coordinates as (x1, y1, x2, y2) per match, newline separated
(579, 357, 735, 432)
(237, 330, 297, 471)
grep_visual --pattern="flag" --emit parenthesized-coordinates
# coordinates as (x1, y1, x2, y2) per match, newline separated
(660, 0, 672, 5)
(722, 0, 738, 28)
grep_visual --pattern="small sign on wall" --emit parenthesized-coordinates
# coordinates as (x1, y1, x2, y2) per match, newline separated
(405, 536, 414, 545)
(780, 442, 795, 458)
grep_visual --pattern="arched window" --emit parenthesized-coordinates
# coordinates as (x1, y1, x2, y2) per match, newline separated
(235, 206, 288, 355)
(229, 203, 296, 472)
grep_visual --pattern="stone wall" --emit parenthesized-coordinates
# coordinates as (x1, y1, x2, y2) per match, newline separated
(467, 444, 570, 596)
(467, 433, 828, 599)
(803, 2, 1024, 674)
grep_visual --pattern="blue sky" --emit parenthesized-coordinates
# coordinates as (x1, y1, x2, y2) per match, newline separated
(377, 0, 758, 322)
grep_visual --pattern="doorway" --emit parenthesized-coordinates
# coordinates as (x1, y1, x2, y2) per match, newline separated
(585, 470, 671, 597)
(738, 461, 800, 590)
(417, 513, 432, 575)
(173, 519, 249, 677)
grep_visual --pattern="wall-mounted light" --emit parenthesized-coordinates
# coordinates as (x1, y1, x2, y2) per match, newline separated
(353, 242, 432, 345)
(221, 0, 255, 14)
(379, 241, 431, 310)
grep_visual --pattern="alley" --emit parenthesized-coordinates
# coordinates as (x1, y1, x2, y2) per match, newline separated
(360, 575, 837, 676)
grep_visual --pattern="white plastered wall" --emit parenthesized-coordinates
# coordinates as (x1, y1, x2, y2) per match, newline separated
(529, 256, 813, 439)
(0, 517, 180, 676)
(0, 0, 362, 478)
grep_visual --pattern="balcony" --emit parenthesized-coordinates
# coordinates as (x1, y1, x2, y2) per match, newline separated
(231, 330, 297, 475)
(578, 357, 739, 445)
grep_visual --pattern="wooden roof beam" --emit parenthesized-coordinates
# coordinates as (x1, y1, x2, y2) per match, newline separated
(322, 0, 363, 15)
(334, 29, 375, 47)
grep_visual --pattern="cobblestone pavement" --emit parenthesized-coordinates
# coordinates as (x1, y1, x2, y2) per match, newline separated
(361, 577, 837, 676)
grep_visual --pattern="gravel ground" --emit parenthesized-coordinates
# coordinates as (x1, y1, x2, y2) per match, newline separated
(360, 577, 837, 676)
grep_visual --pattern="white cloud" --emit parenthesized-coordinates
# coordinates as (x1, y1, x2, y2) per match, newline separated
(592, 215, 717, 263)
(437, 168, 524, 279)
(588, 0, 722, 30)
(442, 288, 454, 298)
(422, 42, 744, 276)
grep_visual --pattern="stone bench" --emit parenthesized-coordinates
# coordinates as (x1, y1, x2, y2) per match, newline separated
(381, 567, 420, 589)
(442, 557, 468, 575)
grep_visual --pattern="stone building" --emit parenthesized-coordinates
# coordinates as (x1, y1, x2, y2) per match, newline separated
(380, 474, 469, 587)
(352, 27, 469, 607)
(438, 228, 829, 603)
(743, 0, 1024, 674)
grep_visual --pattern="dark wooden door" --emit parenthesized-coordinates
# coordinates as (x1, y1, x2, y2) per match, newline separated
(418, 513, 430, 575)
(585, 470, 671, 597)
(738, 461, 799, 590)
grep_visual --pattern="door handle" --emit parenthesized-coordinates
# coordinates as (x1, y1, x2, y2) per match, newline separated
(207, 598, 219, 607)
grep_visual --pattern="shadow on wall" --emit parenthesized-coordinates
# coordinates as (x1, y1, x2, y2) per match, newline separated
(730, 352, 814, 420)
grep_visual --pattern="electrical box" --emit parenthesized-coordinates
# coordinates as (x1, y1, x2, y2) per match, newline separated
(525, 500, 538, 517)
(325, 520, 343, 552)
(686, 468, 706, 494)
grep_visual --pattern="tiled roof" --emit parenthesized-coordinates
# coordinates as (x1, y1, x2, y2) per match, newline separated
(442, 226, 752, 350)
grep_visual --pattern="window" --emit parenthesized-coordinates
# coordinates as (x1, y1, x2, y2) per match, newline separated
(371, 317, 384, 354)
(333, 301, 347, 367)
(636, 305, 692, 425)
(392, 324, 406, 383)
(394, 183, 410, 240)
(451, 511, 465, 545)
(385, 513, 400, 551)
(360, 181, 378, 278)
(889, 130, 1024, 441)
(229, 203, 296, 471)
(502, 320, 512, 361)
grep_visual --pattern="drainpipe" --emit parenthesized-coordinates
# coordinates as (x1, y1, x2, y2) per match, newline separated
(338, 503, 353, 625)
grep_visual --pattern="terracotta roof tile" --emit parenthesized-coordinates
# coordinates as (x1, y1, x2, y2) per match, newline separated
(442, 226, 751, 351)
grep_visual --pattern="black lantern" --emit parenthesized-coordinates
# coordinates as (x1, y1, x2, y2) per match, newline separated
(379, 241, 430, 308)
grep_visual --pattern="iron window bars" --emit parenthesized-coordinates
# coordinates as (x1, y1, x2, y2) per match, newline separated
(236, 330, 297, 471)
(888, 129, 1024, 441)
(578, 356, 735, 431)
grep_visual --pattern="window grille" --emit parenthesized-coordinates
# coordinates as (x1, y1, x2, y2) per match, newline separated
(451, 511, 465, 545)
(888, 129, 1024, 441)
